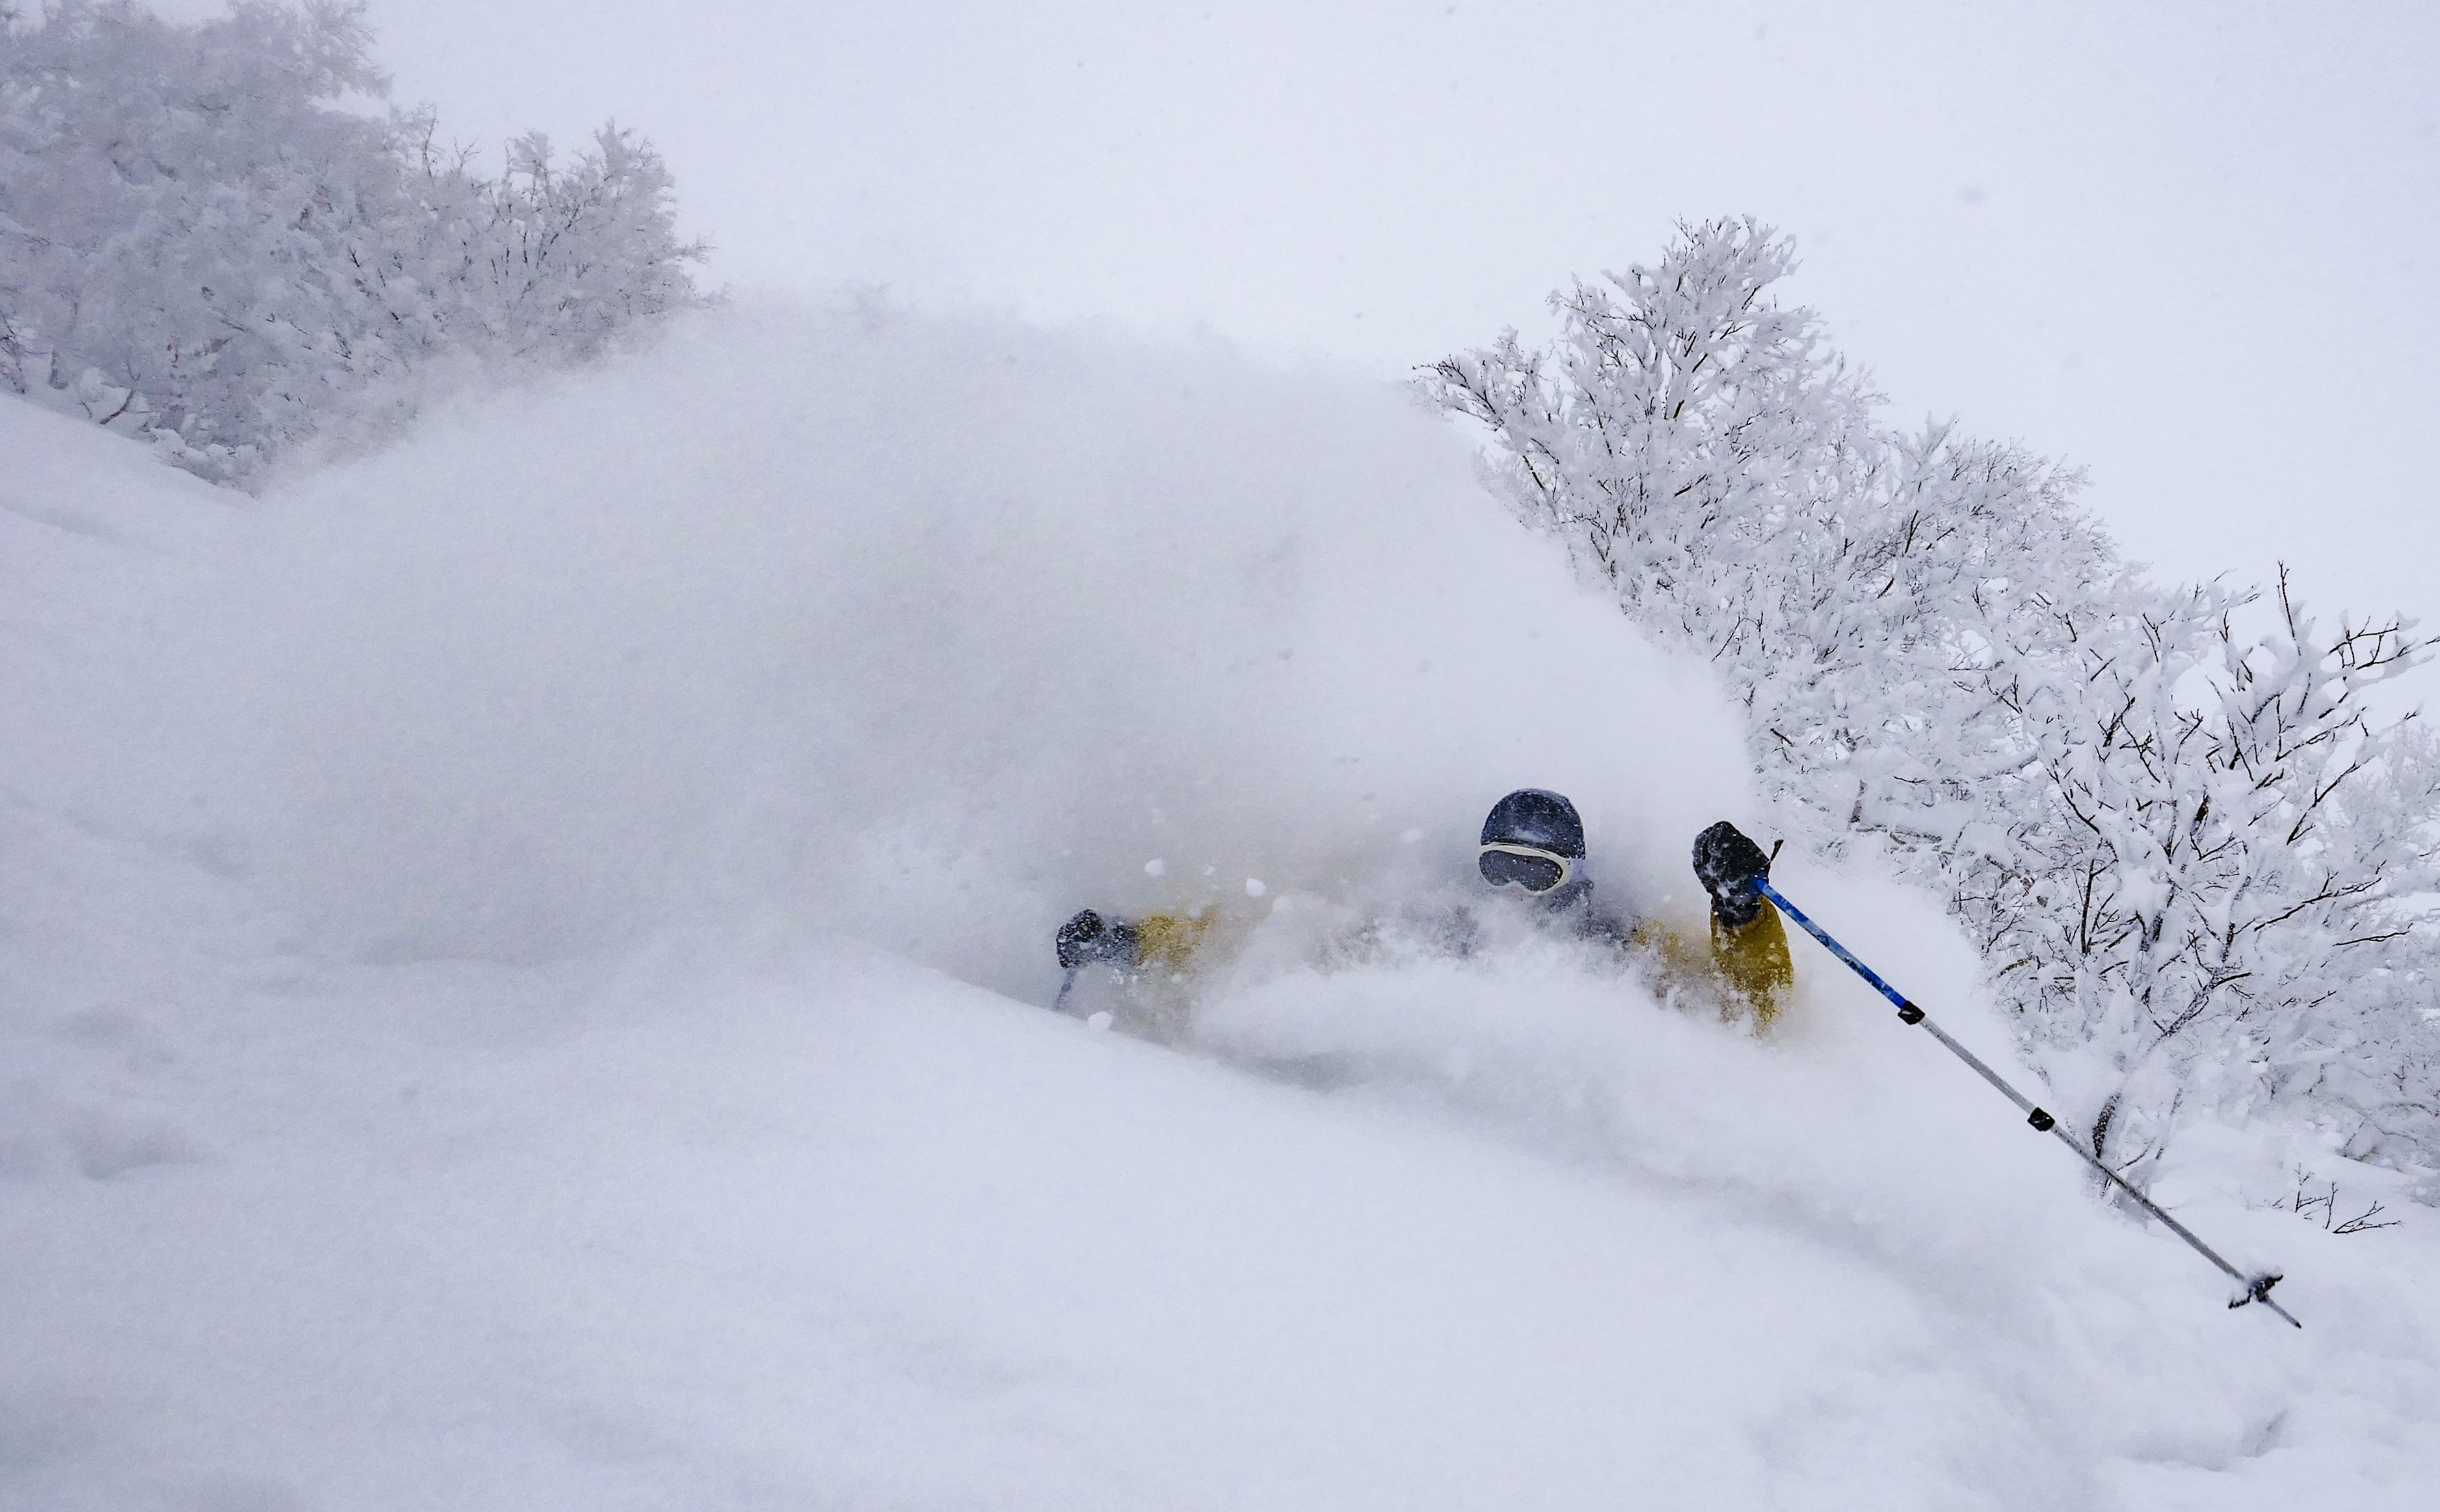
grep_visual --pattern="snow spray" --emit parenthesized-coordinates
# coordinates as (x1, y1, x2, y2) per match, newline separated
(1758, 879, 2303, 1329)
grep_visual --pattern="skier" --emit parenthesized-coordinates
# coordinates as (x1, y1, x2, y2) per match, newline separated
(1054, 789, 1794, 1026)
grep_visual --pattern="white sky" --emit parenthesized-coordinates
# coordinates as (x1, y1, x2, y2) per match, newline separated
(155, 1, 2440, 686)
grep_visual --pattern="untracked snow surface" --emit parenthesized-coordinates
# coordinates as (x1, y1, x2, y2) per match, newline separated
(5, 310, 2439, 1509)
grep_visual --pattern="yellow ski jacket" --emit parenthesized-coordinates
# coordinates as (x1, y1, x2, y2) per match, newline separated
(1123, 895, 1795, 1029)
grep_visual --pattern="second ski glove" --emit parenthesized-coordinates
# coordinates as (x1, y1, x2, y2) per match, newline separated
(1693, 821, 1773, 928)
(1056, 909, 1141, 970)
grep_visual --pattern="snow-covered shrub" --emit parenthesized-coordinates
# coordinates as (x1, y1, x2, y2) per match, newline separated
(395, 111, 709, 368)
(0, 0, 708, 486)
(1425, 218, 2440, 1184)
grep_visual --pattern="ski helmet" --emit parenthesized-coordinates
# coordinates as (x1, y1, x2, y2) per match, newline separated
(1479, 789, 1585, 858)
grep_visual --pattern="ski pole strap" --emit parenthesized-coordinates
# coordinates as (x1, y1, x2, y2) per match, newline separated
(1754, 877, 2302, 1329)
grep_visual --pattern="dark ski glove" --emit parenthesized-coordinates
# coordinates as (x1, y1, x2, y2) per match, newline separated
(1693, 821, 1773, 928)
(1055, 909, 1141, 970)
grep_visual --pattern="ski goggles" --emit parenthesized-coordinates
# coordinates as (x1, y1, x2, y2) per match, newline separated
(1477, 843, 1577, 895)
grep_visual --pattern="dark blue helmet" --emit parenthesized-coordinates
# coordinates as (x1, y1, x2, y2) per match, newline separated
(1480, 789, 1585, 859)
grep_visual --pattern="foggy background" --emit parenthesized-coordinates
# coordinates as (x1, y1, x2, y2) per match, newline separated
(150, 0, 2440, 691)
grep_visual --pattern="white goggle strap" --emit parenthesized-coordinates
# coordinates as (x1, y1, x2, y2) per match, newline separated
(1478, 842, 1577, 892)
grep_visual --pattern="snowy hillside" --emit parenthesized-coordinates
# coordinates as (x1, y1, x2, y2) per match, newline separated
(5, 309, 2437, 1509)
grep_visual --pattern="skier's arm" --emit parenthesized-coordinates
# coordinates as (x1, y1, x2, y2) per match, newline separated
(1691, 821, 1796, 1027)
(1055, 909, 1215, 974)
(1708, 907, 1794, 1028)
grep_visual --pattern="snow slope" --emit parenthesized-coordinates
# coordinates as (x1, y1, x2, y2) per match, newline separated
(5, 310, 2437, 1509)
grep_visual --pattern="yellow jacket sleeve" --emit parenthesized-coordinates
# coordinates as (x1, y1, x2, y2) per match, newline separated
(1134, 910, 1217, 975)
(1710, 907, 1794, 1029)
(1633, 907, 1795, 1029)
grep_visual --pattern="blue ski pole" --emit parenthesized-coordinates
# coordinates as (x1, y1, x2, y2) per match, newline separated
(1758, 878, 2301, 1329)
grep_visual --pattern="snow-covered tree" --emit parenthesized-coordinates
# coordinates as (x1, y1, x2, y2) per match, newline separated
(1426, 218, 2440, 1184)
(1969, 577, 2440, 1180)
(0, 1, 708, 484)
